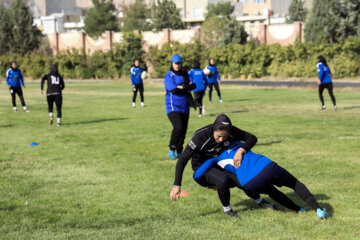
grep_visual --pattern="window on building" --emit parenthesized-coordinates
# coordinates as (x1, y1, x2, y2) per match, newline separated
(253, 0, 266, 3)
(240, 0, 249, 3)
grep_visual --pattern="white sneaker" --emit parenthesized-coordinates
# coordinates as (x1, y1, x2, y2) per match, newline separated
(198, 114, 202, 117)
(132, 102, 136, 108)
(321, 105, 326, 110)
(13, 107, 18, 112)
(334, 105, 337, 111)
(141, 102, 144, 107)
(202, 106, 206, 115)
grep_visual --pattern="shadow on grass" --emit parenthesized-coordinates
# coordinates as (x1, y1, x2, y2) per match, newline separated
(0, 205, 17, 211)
(66, 118, 127, 126)
(257, 140, 283, 146)
(233, 192, 333, 215)
(343, 106, 360, 110)
(0, 124, 13, 128)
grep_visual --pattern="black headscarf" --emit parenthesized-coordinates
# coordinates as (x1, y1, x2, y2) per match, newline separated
(50, 64, 59, 75)
(317, 55, 328, 67)
(213, 114, 232, 132)
(209, 58, 215, 66)
(193, 60, 200, 69)
(10, 61, 17, 70)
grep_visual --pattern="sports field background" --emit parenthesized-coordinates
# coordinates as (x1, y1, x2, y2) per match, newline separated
(0, 81, 359, 239)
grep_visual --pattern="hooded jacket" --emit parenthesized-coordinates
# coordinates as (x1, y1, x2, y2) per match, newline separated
(173, 114, 258, 186)
(41, 65, 65, 95)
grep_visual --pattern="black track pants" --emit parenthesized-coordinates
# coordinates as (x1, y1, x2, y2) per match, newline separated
(133, 83, 144, 103)
(167, 111, 189, 153)
(47, 94, 63, 118)
(9, 87, 26, 107)
(208, 82, 221, 102)
(319, 83, 336, 106)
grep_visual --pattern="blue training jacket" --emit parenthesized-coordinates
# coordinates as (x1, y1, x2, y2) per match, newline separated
(205, 65, 220, 83)
(6, 68, 24, 88)
(189, 68, 207, 92)
(130, 66, 143, 85)
(193, 141, 272, 187)
(164, 71, 190, 114)
(317, 63, 332, 84)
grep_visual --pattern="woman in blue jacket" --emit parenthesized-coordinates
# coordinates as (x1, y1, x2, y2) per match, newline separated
(164, 54, 195, 159)
(317, 56, 336, 110)
(130, 59, 145, 108)
(205, 58, 222, 103)
(189, 61, 207, 117)
(5, 61, 29, 112)
(194, 141, 330, 219)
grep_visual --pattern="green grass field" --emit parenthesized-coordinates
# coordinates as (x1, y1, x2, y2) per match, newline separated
(1, 81, 360, 239)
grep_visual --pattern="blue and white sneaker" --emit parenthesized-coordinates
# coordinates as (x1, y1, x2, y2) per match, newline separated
(299, 208, 307, 212)
(168, 150, 176, 159)
(219, 99, 223, 103)
(316, 208, 329, 219)
(176, 152, 181, 158)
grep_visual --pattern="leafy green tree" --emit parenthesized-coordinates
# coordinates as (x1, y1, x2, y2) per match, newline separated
(84, 0, 118, 38)
(122, 0, 151, 31)
(332, 0, 360, 39)
(287, 0, 308, 23)
(305, 0, 333, 42)
(151, 0, 184, 31)
(6, 0, 42, 55)
(0, 3, 11, 55)
(206, 1, 234, 19)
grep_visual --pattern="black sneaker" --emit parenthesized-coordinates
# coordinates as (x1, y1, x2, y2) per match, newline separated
(225, 209, 239, 218)
(258, 199, 279, 211)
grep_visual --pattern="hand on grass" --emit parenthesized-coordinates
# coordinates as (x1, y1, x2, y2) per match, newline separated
(170, 186, 181, 201)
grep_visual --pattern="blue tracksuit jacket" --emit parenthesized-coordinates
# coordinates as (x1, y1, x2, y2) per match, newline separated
(130, 66, 143, 85)
(6, 68, 24, 88)
(164, 71, 190, 114)
(193, 141, 272, 187)
(189, 68, 207, 92)
(317, 63, 332, 84)
(205, 65, 220, 83)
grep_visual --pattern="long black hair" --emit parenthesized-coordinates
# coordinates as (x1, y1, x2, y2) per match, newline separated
(317, 55, 328, 67)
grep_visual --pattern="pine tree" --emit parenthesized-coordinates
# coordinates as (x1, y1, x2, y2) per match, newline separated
(287, 0, 308, 23)
(332, 0, 360, 39)
(122, 0, 151, 31)
(220, 17, 248, 46)
(7, 0, 42, 55)
(151, 0, 184, 31)
(84, 0, 118, 38)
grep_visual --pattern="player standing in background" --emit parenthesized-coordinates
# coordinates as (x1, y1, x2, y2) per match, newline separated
(205, 58, 222, 104)
(189, 61, 207, 117)
(6, 61, 30, 112)
(317, 55, 337, 110)
(164, 54, 196, 159)
(41, 65, 65, 126)
(131, 59, 145, 108)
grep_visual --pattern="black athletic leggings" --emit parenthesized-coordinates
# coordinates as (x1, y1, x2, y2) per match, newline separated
(167, 111, 189, 153)
(47, 94, 62, 118)
(202, 166, 260, 207)
(194, 91, 205, 114)
(9, 87, 26, 107)
(208, 82, 221, 102)
(133, 83, 144, 103)
(319, 83, 336, 106)
(244, 163, 321, 211)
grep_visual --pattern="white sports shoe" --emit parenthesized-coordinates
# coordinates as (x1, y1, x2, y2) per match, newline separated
(202, 106, 206, 115)
(321, 105, 326, 110)
(132, 102, 136, 108)
(141, 102, 144, 107)
(198, 114, 202, 117)
(334, 105, 337, 111)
